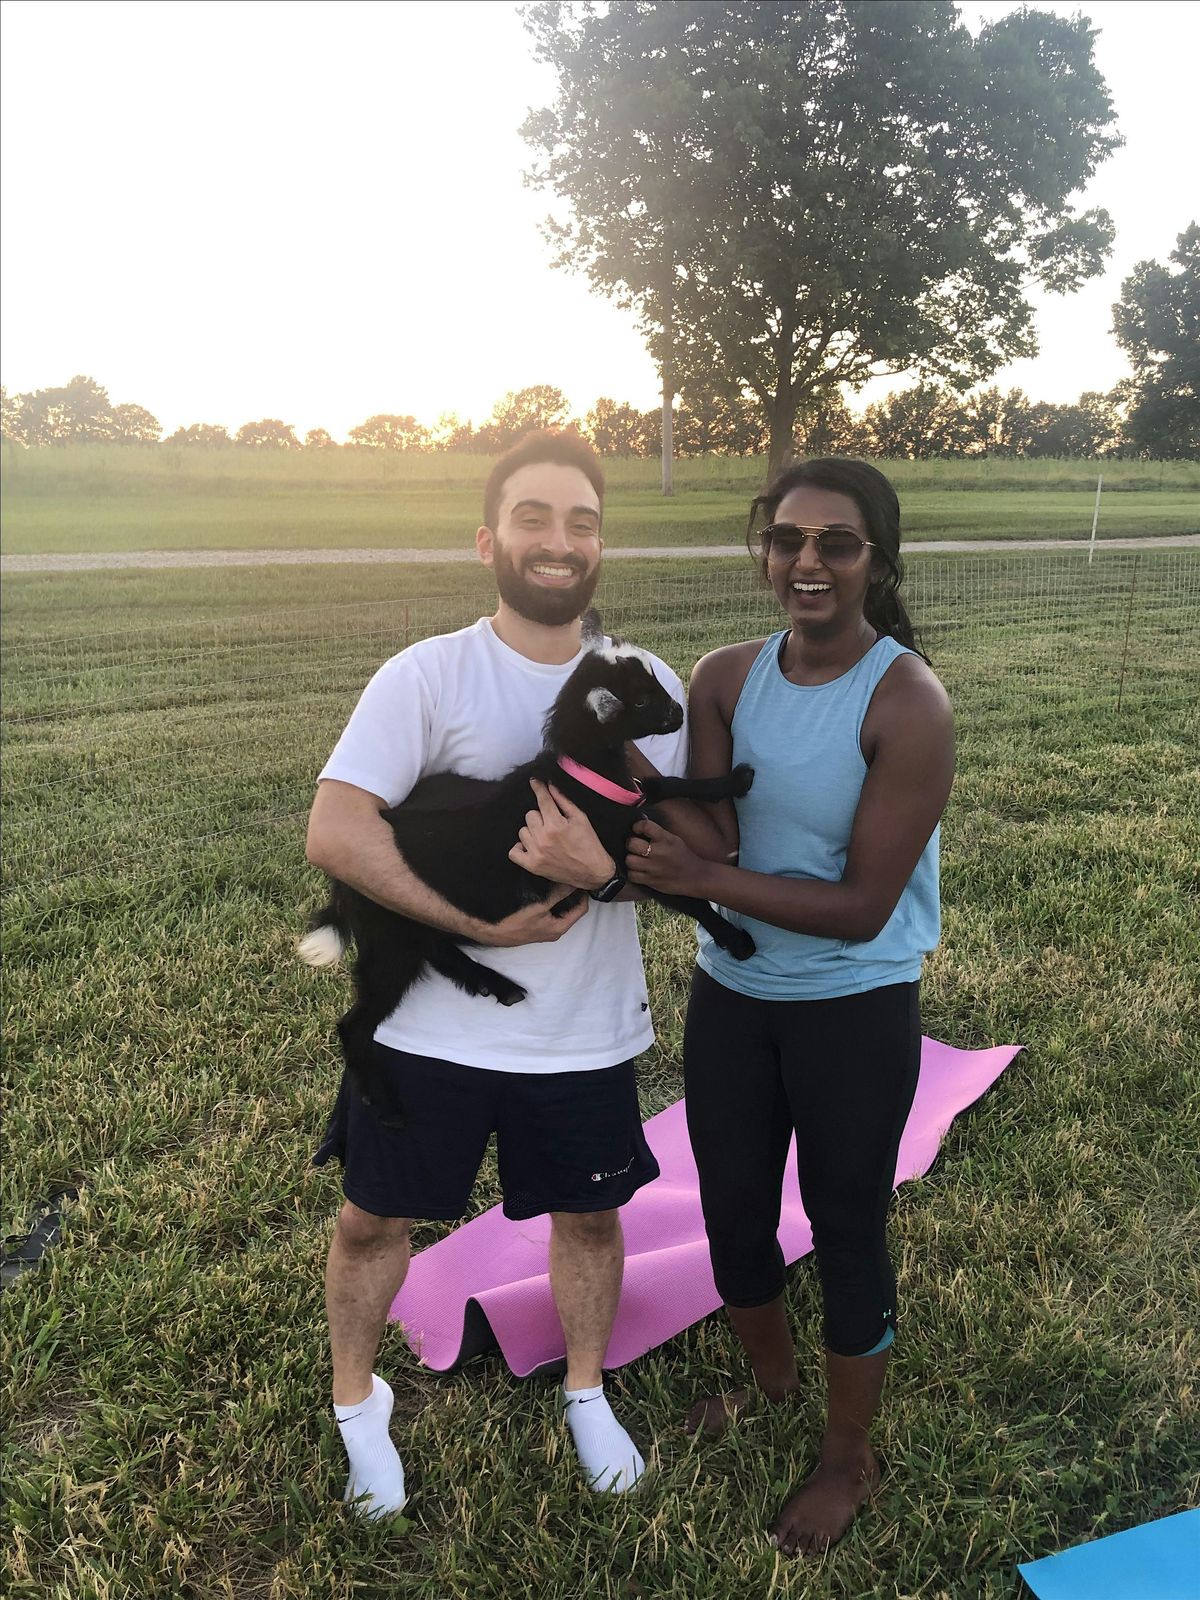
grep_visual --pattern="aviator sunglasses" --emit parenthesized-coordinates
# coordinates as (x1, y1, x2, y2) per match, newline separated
(757, 523, 877, 569)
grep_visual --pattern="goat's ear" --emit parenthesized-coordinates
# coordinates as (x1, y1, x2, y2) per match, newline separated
(581, 608, 604, 648)
(586, 686, 623, 723)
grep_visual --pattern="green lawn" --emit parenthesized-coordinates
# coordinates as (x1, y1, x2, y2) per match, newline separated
(2, 449, 1197, 553)
(2, 555, 1198, 1598)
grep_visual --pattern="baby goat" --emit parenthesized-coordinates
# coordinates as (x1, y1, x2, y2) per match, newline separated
(301, 638, 754, 1123)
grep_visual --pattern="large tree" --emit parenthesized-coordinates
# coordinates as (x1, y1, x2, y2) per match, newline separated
(165, 423, 231, 447)
(347, 414, 430, 451)
(585, 397, 654, 456)
(234, 419, 301, 449)
(863, 383, 967, 459)
(523, 1, 1120, 478)
(10, 374, 116, 445)
(471, 385, 575, 451)
(1112, 224, 1199, 459)
(110, 403, 161, 444)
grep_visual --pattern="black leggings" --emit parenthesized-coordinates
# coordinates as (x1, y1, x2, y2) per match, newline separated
(684, 967, 922, 1357)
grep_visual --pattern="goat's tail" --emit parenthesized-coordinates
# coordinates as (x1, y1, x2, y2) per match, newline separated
(297, 903, 348, 968)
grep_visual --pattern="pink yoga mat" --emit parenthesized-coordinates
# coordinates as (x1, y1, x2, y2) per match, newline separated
(390, 1037, 1020, 1376)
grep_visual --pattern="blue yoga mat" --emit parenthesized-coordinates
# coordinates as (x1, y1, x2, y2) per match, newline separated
(1018, 1508, 1199, 1599)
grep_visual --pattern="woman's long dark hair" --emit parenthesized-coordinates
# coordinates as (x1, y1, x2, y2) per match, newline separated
(746, 457, 929, 663)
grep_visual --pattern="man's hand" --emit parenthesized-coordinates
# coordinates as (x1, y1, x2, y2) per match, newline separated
(507, 779, 616, 890)
(470, 890, 589, 947)
(625, 817, 713, 898)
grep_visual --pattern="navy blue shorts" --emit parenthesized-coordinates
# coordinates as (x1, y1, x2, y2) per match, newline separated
(312, 1043, 660, 1222)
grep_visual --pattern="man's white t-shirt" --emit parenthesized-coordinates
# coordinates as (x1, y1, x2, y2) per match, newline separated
(318, 617, 689, 1074)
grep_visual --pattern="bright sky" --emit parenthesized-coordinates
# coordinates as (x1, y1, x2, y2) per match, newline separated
(1, 0, 1195, 440)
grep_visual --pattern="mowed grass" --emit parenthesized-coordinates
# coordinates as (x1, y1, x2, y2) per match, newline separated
(2, 555, 1198, 1599)
(2, 447, 1197, 553)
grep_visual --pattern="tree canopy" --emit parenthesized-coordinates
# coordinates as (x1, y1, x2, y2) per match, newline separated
(1112, 224, 1199, 459)
(1, 375, 161, 446)
(234, 419, 301, 449)
(347, 414, 431, 451)
(522, 0, 1121, 472)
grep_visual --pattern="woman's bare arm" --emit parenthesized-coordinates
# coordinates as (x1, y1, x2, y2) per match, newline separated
(627, 657, 954, 940)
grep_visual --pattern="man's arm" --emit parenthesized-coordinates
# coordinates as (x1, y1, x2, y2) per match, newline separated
(306, 779, 588, 947)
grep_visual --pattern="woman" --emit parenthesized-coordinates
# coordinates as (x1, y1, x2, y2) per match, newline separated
(626, 458, 954, 1557)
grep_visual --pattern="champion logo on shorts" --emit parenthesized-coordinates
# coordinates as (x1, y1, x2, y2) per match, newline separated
(590, 1155, 635, 1183)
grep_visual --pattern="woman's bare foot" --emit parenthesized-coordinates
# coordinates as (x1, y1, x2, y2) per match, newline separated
(770, 1441, 880, 1556)
(684, 1380, 801, 1437)
(683, 1387, 752, 1436)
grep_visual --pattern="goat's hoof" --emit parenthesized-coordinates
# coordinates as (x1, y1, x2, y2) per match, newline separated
(730, 764, 755, 796)
(495, 984, 527, 1007)
(723, 929, 756, 960)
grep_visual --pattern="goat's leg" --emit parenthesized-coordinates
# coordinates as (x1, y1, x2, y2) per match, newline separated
(648, 890, 756, 961)
(337, 948, 424, 1126)
(425, 941, 527, 1007)
(638, 764, 754, 805)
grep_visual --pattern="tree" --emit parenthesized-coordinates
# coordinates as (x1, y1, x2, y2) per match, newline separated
(476, 385, 574, 451)
(305, 427, 336, 450)
(863, 383, 967, 459)
(674, 384, 766, 457)
(955, 387, 1037, 457)
(794, 391, 870, 458)
(110, 403, 161, 444)
(1, 386, 28, 445)
(1112, 224, 1199, 458)
(14, 374, 115, 444)
(429, 413, 477, 451)
(165, 423, 231, 446)
(235, 418, 300, 449)
(347, 414, 430, 451)
(585, 397, 649, 456)
(523, 2, 1120, 478)
(1023, 391, 1119, 458)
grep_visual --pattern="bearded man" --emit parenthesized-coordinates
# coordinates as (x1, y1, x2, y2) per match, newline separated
(306, 431, 687, 1515)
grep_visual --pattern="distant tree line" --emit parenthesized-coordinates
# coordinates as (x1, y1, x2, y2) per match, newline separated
(2, 374, 1192, 461)
(3, 229, 1195, 461)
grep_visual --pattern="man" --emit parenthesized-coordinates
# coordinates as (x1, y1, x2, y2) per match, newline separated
(306, 430, 688, 1517)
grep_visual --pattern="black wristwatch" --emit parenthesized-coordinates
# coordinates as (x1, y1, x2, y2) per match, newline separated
(589, 868, 628, 903)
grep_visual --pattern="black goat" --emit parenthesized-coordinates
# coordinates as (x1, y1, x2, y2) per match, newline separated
(301, 637, 754, 1123)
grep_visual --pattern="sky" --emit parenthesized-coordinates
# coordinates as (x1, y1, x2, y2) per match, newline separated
(1, 0, 1196, 441)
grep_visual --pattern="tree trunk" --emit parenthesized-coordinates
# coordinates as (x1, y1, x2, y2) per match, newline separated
(661, 378, 674, 496)
(660, 257, 674, 495)
(766, 390, 798, 479)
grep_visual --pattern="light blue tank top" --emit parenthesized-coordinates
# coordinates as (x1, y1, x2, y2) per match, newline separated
(696, 632, 940, 1000)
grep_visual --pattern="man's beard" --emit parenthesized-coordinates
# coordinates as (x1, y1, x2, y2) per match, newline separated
(492, 541, 601, 626)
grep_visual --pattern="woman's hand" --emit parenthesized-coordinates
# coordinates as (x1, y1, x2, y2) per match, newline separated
(508, 779, 616, 890)
(625, 817, 712, 897)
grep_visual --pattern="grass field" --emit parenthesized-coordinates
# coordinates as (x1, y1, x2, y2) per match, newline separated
(2, 447, 1197, 554)
(2, 553, 1198, 1598)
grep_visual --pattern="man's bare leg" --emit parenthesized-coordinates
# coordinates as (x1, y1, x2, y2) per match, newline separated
(771, 1347, 888, 1557)
(326, 1201, 412, 1517)
(550, 1209, 643, 1492)
(686, 1295, 802, 1436)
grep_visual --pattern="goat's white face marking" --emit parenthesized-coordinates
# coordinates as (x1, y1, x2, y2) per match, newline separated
(586, 686, 623, 723)
(591, 640, 657, 673)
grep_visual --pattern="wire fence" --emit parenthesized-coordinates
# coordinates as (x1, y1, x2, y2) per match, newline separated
(2, 551, 1198, 904)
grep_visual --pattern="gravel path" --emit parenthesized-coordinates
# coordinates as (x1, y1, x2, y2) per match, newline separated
(2, 533, 1197, 573)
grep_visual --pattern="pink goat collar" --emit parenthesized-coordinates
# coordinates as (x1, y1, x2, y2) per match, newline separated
(557, 755, 643, 806)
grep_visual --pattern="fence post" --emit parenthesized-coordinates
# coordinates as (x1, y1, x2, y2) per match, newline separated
(1088, 475, 1103, 565)
(1115, 553, 1140, 716)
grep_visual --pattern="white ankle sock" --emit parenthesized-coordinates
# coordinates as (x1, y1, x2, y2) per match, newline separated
(563, 1384, 645, 1494)
(334, 1373, 407, 1519)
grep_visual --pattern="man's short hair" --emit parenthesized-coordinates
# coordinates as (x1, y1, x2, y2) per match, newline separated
(482, 431, 606, 533)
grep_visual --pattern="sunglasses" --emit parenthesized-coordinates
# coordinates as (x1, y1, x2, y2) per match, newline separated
(758, 523, 876, 569)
